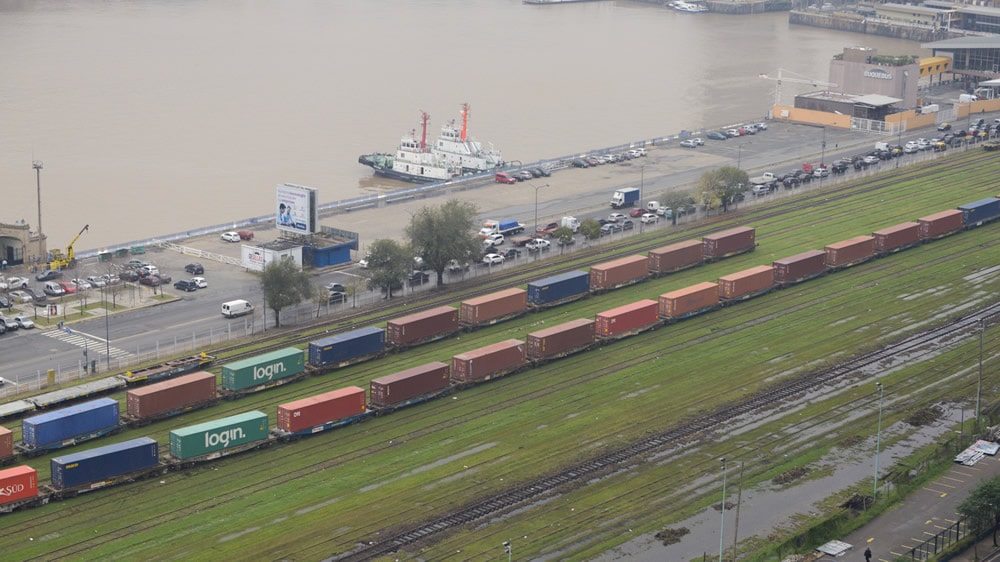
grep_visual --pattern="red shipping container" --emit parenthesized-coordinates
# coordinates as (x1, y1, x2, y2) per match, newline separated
(387, 306, 459, 346)
(590, 255, 649, 291)
(703, 227, 756, 260)
(0, 466, 38, 506)
(659, 282, 719, 320)
(773, 250, 827, 286)
(126, 371, 217, 420)
(718, 265, 775, 301)
(873, 222, 920, 254)
(0, 426, 11, 459)
(648, 240, 703, 275)
(918, 209, 963, 240)
(527, 318, 595, 360)
(370, 362, 451, 408)
(825, 235, 875, 269)
(451, 339, 527, 383)
(595, 300, 659, 338)
(277, 386, 366, 433)
(459, 288, 528, 326)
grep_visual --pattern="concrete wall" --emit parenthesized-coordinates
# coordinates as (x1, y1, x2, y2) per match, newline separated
(789, 11, 952, 42)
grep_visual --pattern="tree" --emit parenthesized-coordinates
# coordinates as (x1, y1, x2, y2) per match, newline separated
(552, 226, 574, 253)
(958, 476, 1000, 549)
(697, 166, 749, 214)
(260, 258, 312, 328)
(579, 218, 602, 241)
(660, 191, 696, 226)
(363, 238, 410, 299)
(406, 199, 481, 287)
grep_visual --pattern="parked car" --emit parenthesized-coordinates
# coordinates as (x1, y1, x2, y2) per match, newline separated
(139, 264, 159, 277)
(501, 247, 522, 260)
(71, 278, 92, 290)
(327, 291, 347, 304)
(526, 238, 551, 251)
(863, 155, 881, 164)
(607, 212, 626, 222)
(530, 167, 550, 177)
(173, 279, 198, 292)
(0, 317, 18, 332)
(482, 233, 504, 247)
(57, 281, 77, 294)
(0, 295, 10, 309)
(13, 315, 34, 329)
(640, 213, 658, 224)
(706, 131, 728, 141)
(155, 273, 172, 285)
(139, 275, 161, 286)
(495, 171, 517, 184)
(629, 207, 646, 217)
(938, 122, 952, 131)
(25, 288, 46, 304)
(5, 277, 29, 290)
(118, 269, 140, 282)
(446, 259, 471, 272)
(8, 290, 32, 304)
(35, 269, 62, 282)
(407, 270, 430, 286)
(621, 220, 635, 231)
(221, 231, 241, 242)
(184, 263, 205, 274)
(599, 223, 622, 236)
(513, 170, 534, 181)
(125, 259, 148, 270)
(679, 138, 704, 148)
(192, 277, 208, 288)
(237, 230, 254, 240)
(325, 282, 346, 293)
(570, 158, 590, 168)
(482, 253, 505, 266)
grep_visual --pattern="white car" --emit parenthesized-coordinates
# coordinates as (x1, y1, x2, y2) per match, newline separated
(679, 139, 700, 148)
(754, 122, 768, 131)
(640, 213, 659, 224)
(192, 277, 208, 288)
(13, 315, 34, 329)
(71, 278, 92, 290)
(5, 277, 28, 290)
(221, 231, 241, 242)
(86, 275, 107, 288)
(482, 253, 505, 266)
(9, 290, 32, 304)
(607, 212, 626, 223)
(526, 238, 551, 251)
(358, 258, 369, 269)
(483, 233, 504, 247)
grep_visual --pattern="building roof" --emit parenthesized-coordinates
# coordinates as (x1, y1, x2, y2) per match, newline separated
(878, 3, 948, 15)
(922, 36, 1000, 50)
(853, 94, 902, 107)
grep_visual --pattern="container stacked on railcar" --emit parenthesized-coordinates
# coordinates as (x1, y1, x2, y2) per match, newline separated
(773, 250, 827, 287)
(0, 466, 40, 512)
(125, 371, 217, 426)
(460, 288, 528, 328)
(0, 426, 14, 465)
(648, 240, 704, 277)
(387, 306, 460, 348)
(451, 340, 527, 384)
(526, 319, 596, 362)
(369, 362, 451, 411)
(18, 398, 122, 457)
(659, 282, 720, 321)
(307, 327, 385, 369)
(703, 227, 756, 262)
(718, 265, 776, 302)
(168, 411, 270, 462)
(275, 387, 367, 437)
(918, 209, 964, 240)
(220, 347, 305, 397)
(959, 197, 1000, 227)
(527, 270, 590, 309)
(824, 235, 876, 270)
(595, 300, 660, 340)
(873, 222, 921, 255)
(590, 255, 650, 293)
(49, 437, 160, 494)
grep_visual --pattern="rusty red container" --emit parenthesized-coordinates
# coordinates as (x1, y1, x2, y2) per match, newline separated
(918, 209, 963, 240)
(659, 282, 720, 320)
(595, 299, 660, 338)
(459, 288, 528, 327)
(718, 265, 775, 301)
(589, 255, 649, 292)
(451, 339, 527, 383)
(0, 466, 38, 506)
(703, 227, 756, 260)
(527, 318, 595, 360)
(648, 240, 703, 276)
(873, 222, 920, 254)
(387, 306, 459, 346)
(126, 371, 217, 420)
(370, 362, 451, 408)
(277, 386, 366, 433)
(0, 426, 11, 459)
(773, 250, 827, 286)
(825, 235, 875, 269)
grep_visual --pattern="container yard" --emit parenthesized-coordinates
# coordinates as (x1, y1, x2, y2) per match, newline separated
(659, 282, 720, 320)
(703, 226, 756, 261)
(718, 265, 776, 301)
(459, 288, 528, 327)
(369, 362, 451, 409)
(825, 235, 876, 270)
(387, 306, 460, 347)
(221, 348, 305, 391)
(126, 371, 217, 421)
(773, 250, 827, 286)
(277, 387, 366, 434)
(595, 300, 659, 339)
(526, 318, 596, 361)
(451, 340, 527, 383)
(873, 222, 920, 254)
(527, 270, 590, 308)
(308, 327, 385, 368)
(589, 255, 650, 292)
(647, 239, 704, 276)
(918, 209, 964, 240)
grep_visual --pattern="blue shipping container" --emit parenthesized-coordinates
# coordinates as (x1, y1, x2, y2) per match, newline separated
(959, 197, 1000, 226)
(22, 397, 120, 448)
(308, 326, 385, 367)
(50, 437, 159, 489)
(528, 270, 590, 306)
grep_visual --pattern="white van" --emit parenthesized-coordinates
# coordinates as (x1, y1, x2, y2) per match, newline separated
(221, 299, 254, 318)
(43, 281, 65, 296)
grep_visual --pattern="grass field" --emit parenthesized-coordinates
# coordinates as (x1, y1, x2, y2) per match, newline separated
(4, 149, 1000, 561)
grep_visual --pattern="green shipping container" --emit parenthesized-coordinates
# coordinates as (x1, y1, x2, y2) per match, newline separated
(169, 410, 269, 459)
(221, 347, 305, 391)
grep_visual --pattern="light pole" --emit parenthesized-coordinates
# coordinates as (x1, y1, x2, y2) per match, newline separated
(33, 160, 44, 266)
(719, 458, 727, 562)
(873, 382, 884, 505)
(895, 119, 904, 169)
(639, 166, 645, 233)
(103, 287, 111, 370)
(502, 540, 512, 562)
(531, 182, 548, 240)
(737, 144, 744, 170)
(977, 318, 984, 436)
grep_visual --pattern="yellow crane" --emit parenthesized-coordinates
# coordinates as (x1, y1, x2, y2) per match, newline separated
(47, 224, 89, 270)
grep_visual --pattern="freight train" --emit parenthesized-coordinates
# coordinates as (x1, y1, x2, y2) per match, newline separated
(1, 196, 999, 512)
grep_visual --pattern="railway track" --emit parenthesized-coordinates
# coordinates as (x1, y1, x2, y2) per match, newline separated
(334, 299, 1000, 561)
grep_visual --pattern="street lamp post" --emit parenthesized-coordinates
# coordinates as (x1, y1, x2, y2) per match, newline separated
(639, 166, 645, 233)
(532, 182, 548, 247)
(977, 318, 985, 436)
(719, 458, 727, 562)
(33, 160, 44, 266)
(103, 287, 111, 370)
(502, 540, 512, 562)
(873, 382, 884, 505)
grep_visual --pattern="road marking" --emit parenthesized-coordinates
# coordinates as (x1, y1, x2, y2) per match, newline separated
(943, 476, 965, 483)
(934, 481, 957, 489)
(923, 531, 937, 537)
(41, 328, 131, 359)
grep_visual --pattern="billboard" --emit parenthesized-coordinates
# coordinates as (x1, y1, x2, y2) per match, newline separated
(241, 245, 303, 272)
(276, 183, 318, 234)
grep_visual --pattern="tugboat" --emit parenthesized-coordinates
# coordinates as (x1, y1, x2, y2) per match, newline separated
(358, 111, 458, 183)
(432, 104, 503, 174)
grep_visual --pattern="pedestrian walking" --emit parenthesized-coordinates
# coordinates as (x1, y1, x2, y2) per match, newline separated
(864, 546, 872, 562)
(1, 258, 6, 270)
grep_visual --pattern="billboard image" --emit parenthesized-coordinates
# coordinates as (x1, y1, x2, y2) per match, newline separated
(276, 183, 318, 234)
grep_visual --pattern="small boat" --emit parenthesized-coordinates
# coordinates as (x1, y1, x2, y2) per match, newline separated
(432, 104, 503, 174)
(359, 111, 459, 183)
(670, 1, 708, 12)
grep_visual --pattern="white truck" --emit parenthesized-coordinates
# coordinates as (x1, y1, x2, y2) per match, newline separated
(749, 172, 776, 186)
(478, 219, 525, 239)
(560, 216, 580, 233)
